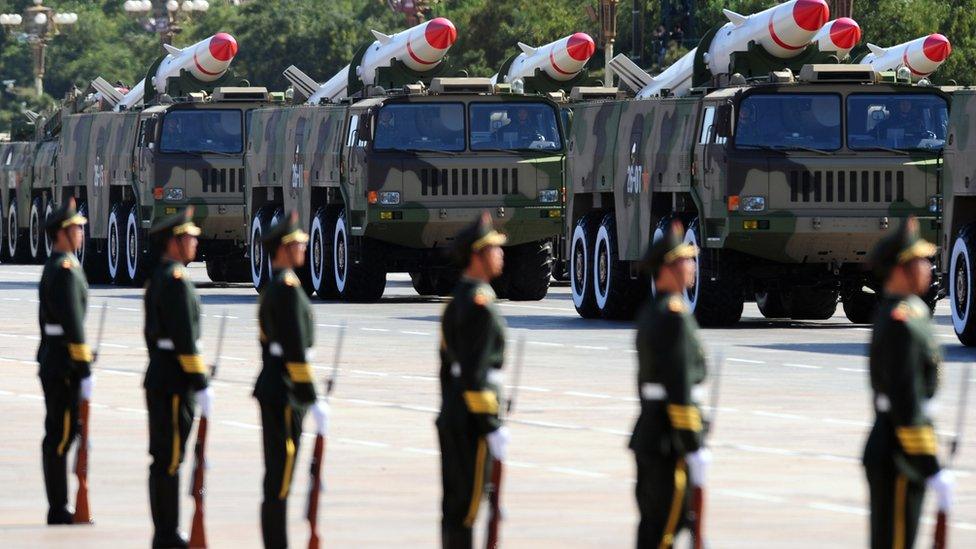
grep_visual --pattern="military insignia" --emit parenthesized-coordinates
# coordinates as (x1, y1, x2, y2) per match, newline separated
(473, 287, 494, 307)
(668, 296, 687, 313)
(891, 302, 909, 322)
(61, 258, 74, 269)
(172, 267, 184, 280)
(284, 273, 299, 287)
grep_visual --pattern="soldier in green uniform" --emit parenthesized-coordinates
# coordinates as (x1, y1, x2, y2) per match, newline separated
(254, 210, 327, 549)
(631, 220, 710, 549)
(143, 208, 213, 548)
(864, 217, 953, 549)
(37, 198, 92, 525)
(437, 212, 511, 549)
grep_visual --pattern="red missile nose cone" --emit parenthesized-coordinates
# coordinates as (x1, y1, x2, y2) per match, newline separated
(425, 17, 457, 50)
(209, 32, 238, 62)
(829, 17, 861, 50)
(923, 34, 951, 62)
(567, 33, 596, 61)
(793, 0, 829, 32)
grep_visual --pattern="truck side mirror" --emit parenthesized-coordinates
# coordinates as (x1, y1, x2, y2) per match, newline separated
(715, 104, 732, 138)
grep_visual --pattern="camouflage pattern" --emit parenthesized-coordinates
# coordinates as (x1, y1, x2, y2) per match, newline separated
(0, 139, 36, 257)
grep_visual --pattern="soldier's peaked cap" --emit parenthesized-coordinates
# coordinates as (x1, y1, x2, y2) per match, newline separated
(454, 211, 506, 264)
(149, 207, 201, 240)
(44, 197, 87, 234)
(640, 219, 698, 274)
(869, 216, 936, 279)
(262, 210, 308, 249)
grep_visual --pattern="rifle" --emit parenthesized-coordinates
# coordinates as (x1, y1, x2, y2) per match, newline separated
(188, 311, 227, 549)
(308, 322, 346, 549)
(692, 347, 723, 549)
(934, 363, 971, 549)
(74, 302, 106, 525)
(486, 332, 525, 549)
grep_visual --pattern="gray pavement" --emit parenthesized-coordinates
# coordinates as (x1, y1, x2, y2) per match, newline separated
(0, 263, 973, 548)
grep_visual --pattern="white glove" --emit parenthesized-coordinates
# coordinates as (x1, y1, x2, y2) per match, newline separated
(311, 401, 330, 436)
(486, 426, 511, 461)
(685, 448, 712, 487)
(80, 376, 94, 400)
(927, 469, 955, 512)
(195, 387, 214, 418)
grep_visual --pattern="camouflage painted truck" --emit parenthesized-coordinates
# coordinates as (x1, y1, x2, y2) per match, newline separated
(0, 117, 37, 263)
(566, 4, 949, 324)
(942, 89, 976, 346)
(28, 33, 273, 284)
(245, 19, 571, 301)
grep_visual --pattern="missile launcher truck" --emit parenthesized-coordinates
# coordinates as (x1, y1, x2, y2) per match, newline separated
(565, 0, 950, 325)
(0, 116, 37, 263)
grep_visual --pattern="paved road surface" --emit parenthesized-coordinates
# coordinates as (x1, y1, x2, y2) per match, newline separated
(0, 264, 973, 548)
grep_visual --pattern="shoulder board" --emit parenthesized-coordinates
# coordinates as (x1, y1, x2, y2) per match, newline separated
(172, 267, 184, 280)
(61, 258, 74, 270)
(473, 286, 495, 307)
(668, 295, 687, 313)
(891, 302, 910, 322)
(284, 273, 300, 287)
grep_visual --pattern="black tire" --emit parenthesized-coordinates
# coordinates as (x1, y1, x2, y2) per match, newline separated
(570, 213, 601, 318)
(124, 203, 147, 285)
(592, 213, 641, 318)
(0, 202, 6, 263)
(411, 270, 457, 297)
(224, 255, 252, 283)
(106, 202, 127, 284)
(29, 196, 48, 263)
(249, 206, 278, 292)
(789, 288, 838, 320)
(756, 290, 790, 319)
(410, 271, 437, 296)
(77, 202, 110, 284)
(686, 217, 743, 327)
(950, 223, 976, 345)
(332, 208, 386, 301)
(206, 260, 227, 283)
(6, 199, 27, 262)
(309, 207, 340, 299)
(502, 240, 553, 302)
(842, 290, 878, 324)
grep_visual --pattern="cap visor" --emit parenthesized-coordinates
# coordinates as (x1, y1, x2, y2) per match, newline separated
(472, 230, 507, 251)
(281, 230, 309, 245)
(897, 239, 937, 263)
(174, 222, 202, 237)
(61, 214, 88, 228)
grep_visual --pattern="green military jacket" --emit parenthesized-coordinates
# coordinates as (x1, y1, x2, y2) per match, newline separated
(143, 258, 208, 393)
(863, 294, 941, 481)
(37, 251, 91, 380)
(254, 268, 316, 406)
(438, 278, 506, 435)
(630, 292, 706, 457)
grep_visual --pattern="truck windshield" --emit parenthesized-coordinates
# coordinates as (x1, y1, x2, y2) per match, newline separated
(373, 103, 465, 152)
(160, 110, 243, 154)
(735, 94, 841, 151)
(847, 94, 948, 151)
(469, 102, 562, 151)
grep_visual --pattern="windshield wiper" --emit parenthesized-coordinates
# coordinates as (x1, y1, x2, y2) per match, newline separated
(789, 145, 831, 156)
(866, 146, 910, 156)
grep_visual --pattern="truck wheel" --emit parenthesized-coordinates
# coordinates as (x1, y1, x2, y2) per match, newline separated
(309, 208, 339, 299)
(756, 290, 790, 319)
(43, 201, 53, 258)
(6, 200, 26, 262)
(950, 223, 976, 345)
(124, 204, 147, 285)
(789, 288, 838, 320)
(570, 213, 601, 318)
(842, 290, 878, 324)
(77, 202, 109, 283)
(0, 203, 7, 263)
(410, 271, 437, 296)
(593, 213, 641, 319)
(332, 208, 385, 301)
(206, 260, 227, 283)
(249, 207, 278, 292)
(107, 202, 127, 283)
(503, 240, 553, 302)
(686, 217, 743, 327)
(411, 270, 457, 297)
(29, 196, 47, 263)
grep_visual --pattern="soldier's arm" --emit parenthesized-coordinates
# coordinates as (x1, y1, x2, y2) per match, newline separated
(455, 304, 502, 435)
(52, 267, 91, 378)
(277, 284, 316, 404)
(161, 277, 208, 390)
(884, 320, 940, 477)
(660, 315, 703, 455)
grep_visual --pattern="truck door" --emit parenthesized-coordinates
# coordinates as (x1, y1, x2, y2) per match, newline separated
(693, 103, 728, 221)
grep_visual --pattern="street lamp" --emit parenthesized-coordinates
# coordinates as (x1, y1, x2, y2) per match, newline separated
(124, 0, 210, 46)
(0, 0, 79, 97)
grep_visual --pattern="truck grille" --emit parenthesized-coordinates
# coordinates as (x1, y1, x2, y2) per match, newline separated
(201, 168, 245, 193)
(419, 167, 520, 197)
(788, 170, 905, 204)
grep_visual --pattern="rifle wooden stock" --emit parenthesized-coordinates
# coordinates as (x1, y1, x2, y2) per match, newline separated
(73, 398, 93, 524)
(189, 416, 208, 548)
(933, 510, 947, 549)
(486, 458, 503, 549)
(307, 434, 325, 549)
(692, 485, 704, 549)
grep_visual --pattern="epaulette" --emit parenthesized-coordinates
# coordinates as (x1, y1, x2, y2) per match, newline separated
(61, 258, 75, 270)
(668, 295, 687, 313)
(473, 286, 495, 307)
(284, 273, 299, 287)
(891, 302, 910, 322)
(172, 266, 184, 280)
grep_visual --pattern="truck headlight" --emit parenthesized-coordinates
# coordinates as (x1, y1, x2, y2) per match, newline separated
(741, 195, 766, 212)
(378, 191, 400, 205)
(164, 187, 185, 201)
(928, 195, 942, 213)
(538, 190, 559, 204)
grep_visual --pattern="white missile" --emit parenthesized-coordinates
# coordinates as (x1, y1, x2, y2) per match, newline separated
(812, 17, 861, 59)
(116, 32, 238, 111)
(635, 0, 829, 98)
(307, 17, 457, 104)
(861, 34, 951, 78)
(492, 32, 596, 85)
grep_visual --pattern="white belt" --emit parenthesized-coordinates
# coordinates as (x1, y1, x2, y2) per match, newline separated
(157, 339, 175, 350)
(876, 393, 934, 416)
(641, 383, 706, 402)
(450, 362, 461, 378)
(487, 369, 505, 386)
(43, 324, 64, 336)
(269, 342, 283, 357)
